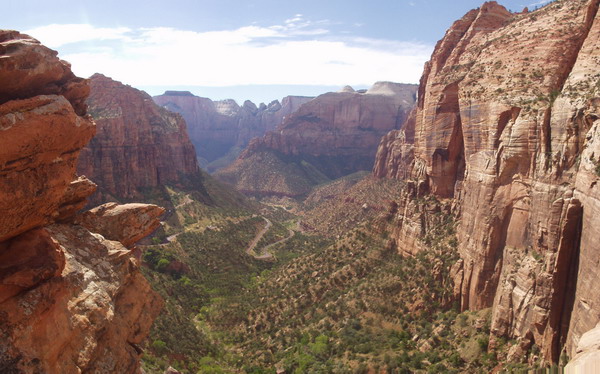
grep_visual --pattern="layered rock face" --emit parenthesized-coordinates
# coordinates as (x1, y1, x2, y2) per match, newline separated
(153, 91, 312, 170)
(0, 31, 94, 242)
(0, 30, 162, 373)
(217, 82, 417, 196)
(78, 75, 202, 204)
(374, 0, 600, 362)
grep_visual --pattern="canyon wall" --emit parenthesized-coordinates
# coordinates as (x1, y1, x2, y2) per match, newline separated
(0, 30, 162, 373)
(78, 74, 205, 204)
(217, 82, 417, 197)
(374, 0, 600, 363)
(153, 91, 312, 171)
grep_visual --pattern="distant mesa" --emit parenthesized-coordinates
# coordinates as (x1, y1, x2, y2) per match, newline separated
(162, 90, 195, 96)
(339, 85, 355, 93)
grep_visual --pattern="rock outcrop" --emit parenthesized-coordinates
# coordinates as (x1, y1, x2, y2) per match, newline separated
(217, 82, 418, 197)
(0, 30, 162, 373)
(153, 91, 312, 171)
(565, 322, 600, 373)
(78, 74, 204, 204)
(373, 0, 600, 364)
(75, 202, 165, 248)
(0, 31, 95, 241)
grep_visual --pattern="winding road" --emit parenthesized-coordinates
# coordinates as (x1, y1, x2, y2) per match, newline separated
(165, 211, 299, 261)
(245, 217, 272, 256)
(245, 217, 297, 260)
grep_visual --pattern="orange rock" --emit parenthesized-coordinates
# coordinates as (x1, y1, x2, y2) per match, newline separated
(0, 94, 95, 242)
(0, 29, 163, 373)
(0, 224, 163, 374)
(75, 202, 165, 248)
(0, 30, 89, 115)
(0, 228, 64, 303)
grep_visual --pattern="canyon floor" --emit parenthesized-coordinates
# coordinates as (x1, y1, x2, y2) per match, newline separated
(137, 174, 545, 374)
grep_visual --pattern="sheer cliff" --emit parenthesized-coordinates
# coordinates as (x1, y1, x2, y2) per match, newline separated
(373, 0, 600, 363)
(0, 30, 162, 373)
(78, 74, 207, 205)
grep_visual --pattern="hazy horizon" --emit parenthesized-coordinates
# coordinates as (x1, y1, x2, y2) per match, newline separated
(3, 0, 554, 103)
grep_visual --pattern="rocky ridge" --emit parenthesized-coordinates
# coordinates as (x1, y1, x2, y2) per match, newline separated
(216, 82, 418, 197)
(373, 0, 600, 364)
(78, 74, 204, 205)
(153, 91, 312, 171)
(0, 30, 162, 373)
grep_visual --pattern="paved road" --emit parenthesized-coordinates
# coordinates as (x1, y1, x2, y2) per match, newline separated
(245, 217, 273, 256)
(246, 218, 300, 260)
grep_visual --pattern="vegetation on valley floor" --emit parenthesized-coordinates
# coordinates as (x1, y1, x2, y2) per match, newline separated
(138, 176, 560, 373)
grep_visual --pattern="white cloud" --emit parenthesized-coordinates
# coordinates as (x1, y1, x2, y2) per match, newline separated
(25, 24, 131, 48)
(25, 18, 433, 88)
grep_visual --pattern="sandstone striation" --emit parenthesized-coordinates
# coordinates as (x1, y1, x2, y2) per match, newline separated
(78, 74, 203, 204)
(373, 0, 600, 363)
(0, 30, 162, 373)
(217, 82, 417, 197)
(153, 91, 312, 171)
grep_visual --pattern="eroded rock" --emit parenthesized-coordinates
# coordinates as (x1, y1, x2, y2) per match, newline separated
(75, 202, 165, 248)
(373, 0, 600, 362)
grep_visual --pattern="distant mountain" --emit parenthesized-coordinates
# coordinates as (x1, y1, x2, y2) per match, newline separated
(215, 82, 418, 197)
(153, 91, 312, 171)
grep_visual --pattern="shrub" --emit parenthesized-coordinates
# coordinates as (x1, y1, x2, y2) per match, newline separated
(151, 339, 168, 355)
(157, 258, 170, 272)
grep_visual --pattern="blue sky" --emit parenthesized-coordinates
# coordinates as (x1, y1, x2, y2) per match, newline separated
(3, 0, 553, 104)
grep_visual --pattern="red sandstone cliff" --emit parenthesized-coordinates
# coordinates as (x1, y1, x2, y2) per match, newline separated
(153, 91, 312, 171)
(0, 30, 162, 373)
(78, 74, 203, 204)
(216, 82, 417, 196)
(374, 0, 600, 363)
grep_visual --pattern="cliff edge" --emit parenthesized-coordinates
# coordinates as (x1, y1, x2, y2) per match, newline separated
(0, 30, 163, 373)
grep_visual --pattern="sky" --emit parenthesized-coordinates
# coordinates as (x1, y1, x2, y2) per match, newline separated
(3, 0, 553, 104)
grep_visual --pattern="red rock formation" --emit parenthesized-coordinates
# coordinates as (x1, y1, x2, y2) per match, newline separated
(76, 202, 165, 248)
(153, 91, 312, 171)
(217, 82, 417, 196)
(77, 74, 202, 204)
(0, 30, 89, 115)
(373, 0, 600, 363)
(0, 30, 162, 373)
(0, 31, 96, 241)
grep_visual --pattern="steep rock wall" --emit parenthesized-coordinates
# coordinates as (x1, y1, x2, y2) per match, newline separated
(0, 30, 162, 373)
(78, 74, 203, 204)
(373, 0, 600, 362)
